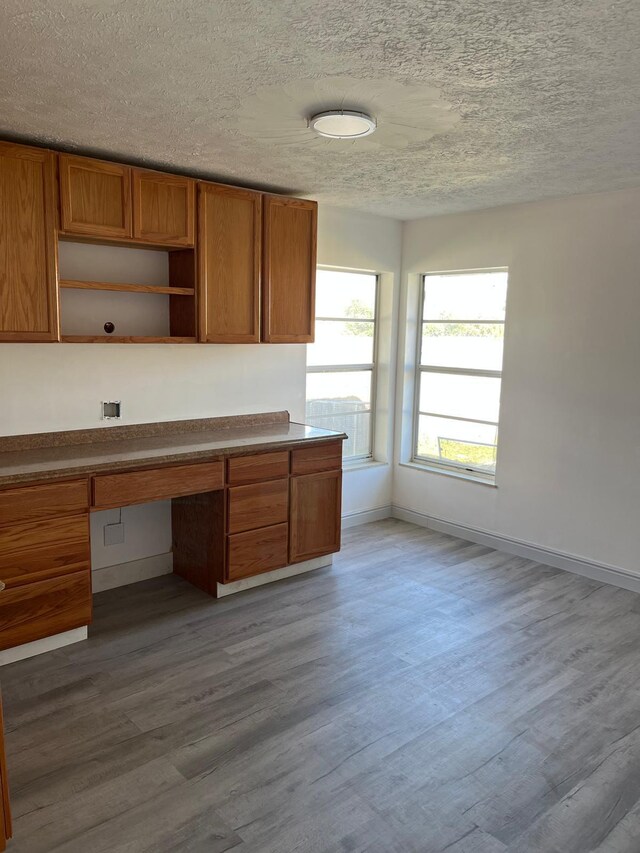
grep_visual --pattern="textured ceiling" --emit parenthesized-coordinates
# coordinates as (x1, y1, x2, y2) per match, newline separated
(1, 0, 640, 219)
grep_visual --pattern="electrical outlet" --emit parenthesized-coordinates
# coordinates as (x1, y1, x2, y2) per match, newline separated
(102, 401, 122, 420)
(104, 522, 125, 546)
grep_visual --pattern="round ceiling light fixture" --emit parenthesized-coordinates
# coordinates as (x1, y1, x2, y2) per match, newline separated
(308, 109, 377, 139)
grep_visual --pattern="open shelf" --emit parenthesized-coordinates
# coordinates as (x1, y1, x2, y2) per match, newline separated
(58, 242, 197, 341)
(59, 279, 195, 297)
(61, 335, 197, 344)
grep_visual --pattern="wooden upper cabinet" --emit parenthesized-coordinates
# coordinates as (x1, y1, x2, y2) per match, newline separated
(59, 154, 132, 238)
(0, 143, 59, 342)
(198, 183, 261, 343)
(262, 195, 317, 344)
(133, 170, 195, 246)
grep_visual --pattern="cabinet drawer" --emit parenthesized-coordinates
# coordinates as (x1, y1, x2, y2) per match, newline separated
(0, 514, 90, 587)
(0, 570, 92, 652)
(226, 523, 288, 581)
(227, 451, 289, 486)
(227, 479, 289, 534)
(0, 479, 88, 526)
(93, 461, 224, 509)
(291, 441, 342, 475)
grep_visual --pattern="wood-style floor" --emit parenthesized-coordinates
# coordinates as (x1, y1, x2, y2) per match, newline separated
(3, 518, 640, 852)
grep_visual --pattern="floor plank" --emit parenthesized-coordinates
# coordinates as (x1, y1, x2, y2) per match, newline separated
(3, 518, 640, 852)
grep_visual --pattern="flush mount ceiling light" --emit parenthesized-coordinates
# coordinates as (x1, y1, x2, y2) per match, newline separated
(308, 109, 377, 139)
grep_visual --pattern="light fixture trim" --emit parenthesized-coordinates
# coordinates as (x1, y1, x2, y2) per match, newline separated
(309, 109, 377, 139)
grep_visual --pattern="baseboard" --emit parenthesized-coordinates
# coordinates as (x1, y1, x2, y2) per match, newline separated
(0, 627, 88, 667)
(216, 554, 333, 597)
(342, 506, 392, 529)
(391, 505, 640, 594)
(92, 551, 174, 593)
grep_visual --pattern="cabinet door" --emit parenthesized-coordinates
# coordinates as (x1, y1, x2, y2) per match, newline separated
(262, 195, 317, 343)
(0, 695, 11, 850)
(59, 154, 132, 238)
(0, 143, 59, 342)
(289, 469, 342, 564)
(198, 183, 261, 342)
(133, 170, 195, 246)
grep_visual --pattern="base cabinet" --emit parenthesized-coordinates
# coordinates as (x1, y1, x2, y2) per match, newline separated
(289, 469, 342, 564)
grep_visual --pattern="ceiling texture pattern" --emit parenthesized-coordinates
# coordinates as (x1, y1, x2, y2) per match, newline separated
(1, 0, 639, 218)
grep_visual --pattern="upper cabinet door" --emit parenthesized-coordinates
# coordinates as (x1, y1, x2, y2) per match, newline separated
(132, 170, 195, 247)
(0, 143, 59, 342)
(262, 196, 317, 344)
(198, 183, 261, 343)
(59, 154, 132, 239)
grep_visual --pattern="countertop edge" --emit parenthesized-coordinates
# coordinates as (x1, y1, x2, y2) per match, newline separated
(0, 432, 348, 489)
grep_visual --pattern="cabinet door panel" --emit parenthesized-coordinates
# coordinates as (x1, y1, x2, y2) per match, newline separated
(289, 470, 342, 563)
(133, 170, 195, 246)
(199, 183, 261, 342)
(0, 143, 58, 341)
(262, 196, 317, 343)
(0, 570, 92, 651)
(59, 154, 131, 238)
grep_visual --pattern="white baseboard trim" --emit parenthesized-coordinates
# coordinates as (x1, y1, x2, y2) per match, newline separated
(391, 505, 640, 594)
(342, 506, 392, 529)
(92, 552, 174, 593)
(216, 555, 333, 597)
(0, 627, 88, 667)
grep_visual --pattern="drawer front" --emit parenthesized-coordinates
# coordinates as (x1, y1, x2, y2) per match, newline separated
(226, 451, 290, 486)
(227, 479, 289, 535)
(93, 461, 224, 509)
(0, 570, 92, 652)
(291, 441, 342, 476)
(226, 523, 288, 582)
(0, 514, 90, 587)
(0, 479, 89, 526)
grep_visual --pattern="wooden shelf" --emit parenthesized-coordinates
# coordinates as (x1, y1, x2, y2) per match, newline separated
(59, 279, 195, 296)
(61, 335, 197, 344)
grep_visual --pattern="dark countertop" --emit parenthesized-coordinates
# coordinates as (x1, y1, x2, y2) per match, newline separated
(0, 412, 346, 487)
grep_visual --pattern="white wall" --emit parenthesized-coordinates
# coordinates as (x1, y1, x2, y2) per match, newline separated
(317, 205, 402, 521)
(395, 187, 640, 575)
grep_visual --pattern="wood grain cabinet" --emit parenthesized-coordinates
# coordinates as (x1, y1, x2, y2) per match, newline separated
(59, 154, 132, 239)
(0, 694, 11, 851)
(0, 142, 59, 342)
(0, 478, 92, 652)
(133, 169, 195, 246)
(198, 182, 262, 343)
(262, 195, 317, 344)
(289, 469, 342, 564)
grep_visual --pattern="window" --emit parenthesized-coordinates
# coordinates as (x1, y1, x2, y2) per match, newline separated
(413, 269, 508, 480)
(306, 268, 378, 462)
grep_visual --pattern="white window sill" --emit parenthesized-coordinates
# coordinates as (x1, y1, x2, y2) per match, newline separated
(399, 460, 498, 488)
(343, 459, 388, 473)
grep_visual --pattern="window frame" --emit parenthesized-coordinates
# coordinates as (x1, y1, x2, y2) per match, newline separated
(306, 266, 380, 464)
(412, 267, 508, 482)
